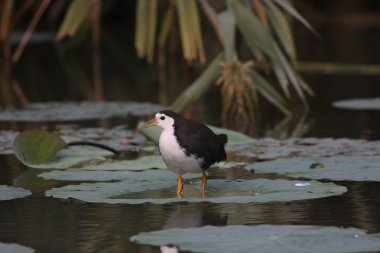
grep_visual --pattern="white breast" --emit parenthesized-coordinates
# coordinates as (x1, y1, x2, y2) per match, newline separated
(159, 129, 203, 175)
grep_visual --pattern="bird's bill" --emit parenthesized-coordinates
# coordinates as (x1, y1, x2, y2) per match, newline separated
(140, 117, 158, 129)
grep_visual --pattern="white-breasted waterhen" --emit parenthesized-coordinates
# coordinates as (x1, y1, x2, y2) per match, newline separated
(140, 110, 228, 195)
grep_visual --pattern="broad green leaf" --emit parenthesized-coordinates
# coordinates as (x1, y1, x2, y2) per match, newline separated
(230, 138, 380, 160)
(333, 97, 380, 110)
(56, 0, 93, 40)
(23, 149, 112, 169)
(247, 155, 380, 181)
(218, 10, 236, 61)
(57, 155, 166, 171)
(40, 168, 174, 182)
(13, 130, 66, 165)
(0, 101, 163, 122)
(208, 125, 255, 146)
(131, 225, 380, 253)
(0, 242, 34, 253)
(45, 177, 346, 204)
(248, 69, 291, 115)
(0, 185, 31, 201)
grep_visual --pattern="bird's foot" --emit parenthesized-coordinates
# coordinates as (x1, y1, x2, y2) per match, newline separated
(176, 192, 183, 199)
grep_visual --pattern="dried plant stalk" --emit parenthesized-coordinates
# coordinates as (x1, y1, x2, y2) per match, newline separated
(216, 60, 259, 135)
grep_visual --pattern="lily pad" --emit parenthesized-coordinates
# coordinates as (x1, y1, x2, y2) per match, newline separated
(247, 155, 380, 181)
(59, 126, 147, 152)
(45, 176, 346, 204)
(65, 155, 166, 171)
(0, 131, 18, 155)
(0, 242, 34, 253)
(231, 137, 380, 160)
(333, 97, 380, 110)
(0, 185, 32, 201)
(0, 101, 164, 122)
(131, 225, 380, 253)
(13, 130, 66, 165)
(23, 149, 112, 169)
(13, 129, 112, 169)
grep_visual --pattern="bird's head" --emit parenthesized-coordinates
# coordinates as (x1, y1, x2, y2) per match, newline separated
(140, 110, 176, 130)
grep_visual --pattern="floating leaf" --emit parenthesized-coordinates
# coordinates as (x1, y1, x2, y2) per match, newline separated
(0, 185, 31, 201)
(45, 177, 346, 204)
(0, 242, 34, 253)
(13, 130, 66, 165)
(40, 168, 174, 182)
(333, 97, 380, 110)
(40, 155, 166, 173)
(22, 149, 112, 169)
(247, 155, 380, 181)
(0, 101, 164, 122)
(0, 130, 18, 155)
(231, 138, 380, 160)
(131, 225, 380, 253)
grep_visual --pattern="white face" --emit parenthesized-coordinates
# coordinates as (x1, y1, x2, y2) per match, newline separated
(155, 112, 174, 130)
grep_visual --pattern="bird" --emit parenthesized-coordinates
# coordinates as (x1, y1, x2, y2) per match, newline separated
(140, 110, 228, 195)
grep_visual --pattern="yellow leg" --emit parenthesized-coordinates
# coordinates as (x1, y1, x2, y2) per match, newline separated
(201, 171, 207, 194)
(177, 175, 183, 194)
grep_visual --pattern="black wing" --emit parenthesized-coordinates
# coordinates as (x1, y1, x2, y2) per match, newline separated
(174, 118, 227, 169)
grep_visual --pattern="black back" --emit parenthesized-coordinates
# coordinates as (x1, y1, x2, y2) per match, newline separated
(159, 110, 228, 170)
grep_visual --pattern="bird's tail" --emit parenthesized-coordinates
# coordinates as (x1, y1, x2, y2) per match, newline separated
(217, 134, 228, 145)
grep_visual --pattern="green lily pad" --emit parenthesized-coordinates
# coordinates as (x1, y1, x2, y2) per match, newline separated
(247, 155, 380, 181)
(66, 155, 166, 171)
(0, 101, 164, 122)
(45, 176, 346, 204)
(40, 169, 174, 181)
(333, 97, 380, 110)
(231, 138, 380, 160)
(13, 129, 112, 169)
(131, 225, 380, 253)
(25, 149, 112, 169)
(0, 185, 32, 201)
(0, 242, 34, 253)
(13, 130, 66, 165)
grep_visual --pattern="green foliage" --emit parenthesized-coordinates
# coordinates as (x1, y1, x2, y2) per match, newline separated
(13, 130, 66, 165)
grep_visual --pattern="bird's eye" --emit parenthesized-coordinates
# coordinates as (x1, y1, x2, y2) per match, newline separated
(160, 116, 165, 120)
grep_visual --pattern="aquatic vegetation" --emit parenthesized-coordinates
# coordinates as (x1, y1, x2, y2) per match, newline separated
(131, 225, 380, 253)
(333, 97, 380, 110)
(0, 102, 163, 122)
(0, 185, 31, 201)
(247, 155, 380, 182)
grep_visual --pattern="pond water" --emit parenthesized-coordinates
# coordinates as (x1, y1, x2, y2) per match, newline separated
(2, 10, 380, 253)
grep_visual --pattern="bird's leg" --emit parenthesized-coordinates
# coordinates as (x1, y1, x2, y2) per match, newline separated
(177, 175, 183, 194)
(201, 171, 207, 195)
